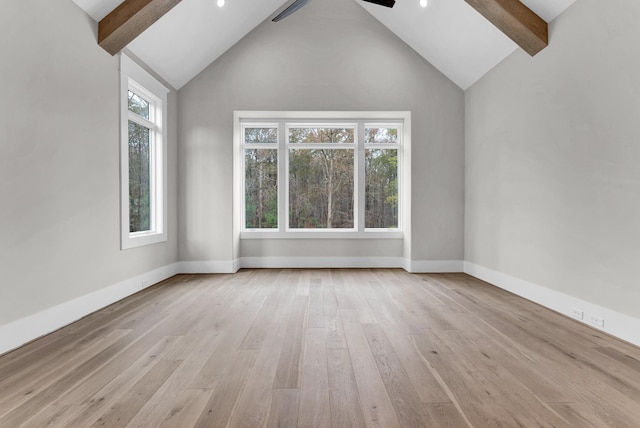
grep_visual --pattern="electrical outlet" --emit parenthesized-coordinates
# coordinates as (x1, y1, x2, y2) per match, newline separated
(570, 307, 584, 320)
(590, 315, 604, 328)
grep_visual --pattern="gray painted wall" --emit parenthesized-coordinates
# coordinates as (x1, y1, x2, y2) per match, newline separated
(0, 0, 178, 326)
(178, 0, 465, 264)
(465, 0, 640, 319)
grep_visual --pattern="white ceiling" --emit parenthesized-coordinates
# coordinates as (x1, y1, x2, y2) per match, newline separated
(357, 0, 576, 88)
(72, 0, 576, 90)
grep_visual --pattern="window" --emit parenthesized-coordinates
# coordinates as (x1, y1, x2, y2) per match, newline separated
(235, 112, 410, 238)
(288, 126, 355, 229)
(364, 126, 399, 229)
(120, 54, 168, 249)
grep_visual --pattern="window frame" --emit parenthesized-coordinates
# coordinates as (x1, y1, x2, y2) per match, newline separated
(285, 122, 358, 233)
(235, 111, 410, 239)
(120, 54, 169, 250)
(242, 122, 280, 231)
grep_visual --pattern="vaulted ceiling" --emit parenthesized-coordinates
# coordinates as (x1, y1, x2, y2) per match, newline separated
(72, 0, 576, 90)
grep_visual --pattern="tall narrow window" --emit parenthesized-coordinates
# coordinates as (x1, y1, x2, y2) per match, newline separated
(365, 126, 399, 229)
(128, 90, 152, 233)
(244, 126, 279, 229)
(120, 54, 168, 249)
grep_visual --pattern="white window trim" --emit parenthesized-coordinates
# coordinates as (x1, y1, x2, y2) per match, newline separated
(234, 111, 411, 240)
(120, 54, 169, 250)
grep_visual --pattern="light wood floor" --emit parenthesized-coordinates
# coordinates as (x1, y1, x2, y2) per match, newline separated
(2, 270, 640, 427)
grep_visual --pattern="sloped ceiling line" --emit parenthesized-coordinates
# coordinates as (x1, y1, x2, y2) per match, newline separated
(463, 0, 548, 56)
(98, 0, 547, 58)
(75, 0, 574, 89)
(99, 0, 183, 55)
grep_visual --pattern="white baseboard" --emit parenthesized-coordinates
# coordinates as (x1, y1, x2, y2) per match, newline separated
(0, 263, 180, 356)
(178, 260, 238, 274)
(177, 257, 464, 272)
(239, 256, 407, 269)
(464, 262, 640, 347)
(405, 259, 464, 273)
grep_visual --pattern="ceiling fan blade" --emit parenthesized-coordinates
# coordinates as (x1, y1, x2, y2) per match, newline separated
(362, 0, 395, 7)
(272, 0, 312, 22)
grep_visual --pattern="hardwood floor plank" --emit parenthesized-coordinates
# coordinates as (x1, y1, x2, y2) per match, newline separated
(272, 270, 298, 324)
(0, 329, 131, 418)
(267, 388, 300, 428)
(122, 282, 210, 331)
(273, 295, 308, 388)
(375, 321, 449, 403)
(297, 328, 331, 428)
(53, 291, 213, 402)
(191, 289, 268, 389)
(437, 311, 575, 404)
(546, 402, 608, 428)
(239, 274, 287, 350)
(0, 333, 137, 427)
(323, 282, 347, 349)
(157, 388, 214, 428)
(595, 345, 640, 374)
(194, 350, 259, 428)
(330, 269, 356, 310)
(423, 402, 470, 428)
(15, 334, 186, 427)
(343, 271, 378, 324)
(326, 348, 366, 428)
(88, 359, 181, 427)
(366, 274, 422, 334)
(362, 323, 432, 427)
(308, 277, 326, 328)
(123, 331, 224, 427)
(413, 329, 569, 427)
(340, 310, 400, 428)
(296, 270, 311, 296)
(16, 404, 81, 428)
(412, 331, 520, 427)
(1, 270, 639, 427)
(59, 336, 184, 427)
(226, 321, 286, 428)
(380, 272, 464, 331)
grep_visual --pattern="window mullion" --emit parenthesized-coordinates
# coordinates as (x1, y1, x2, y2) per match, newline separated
(149, 129, 156, 231)
(289, 144, 356, 150)
(364, 144, 398, 150)
(279, 121, 287, 234)
(128, 112, 155, 129)
(357, 121, 366, 233)
(243, 144, 278, 150)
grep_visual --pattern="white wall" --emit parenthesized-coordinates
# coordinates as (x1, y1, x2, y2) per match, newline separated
(0, 0, 178, 328)
(178, 0, 465, 268)
(466, 0, 640, 321)
(3, 0, 638, 351)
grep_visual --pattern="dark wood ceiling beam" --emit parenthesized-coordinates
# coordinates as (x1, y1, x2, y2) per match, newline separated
(98, 0, 182, 55)
(464, 0, 548, 56)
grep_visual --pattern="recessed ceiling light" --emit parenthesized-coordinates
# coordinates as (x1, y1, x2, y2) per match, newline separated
(420, 0, 428, 7)
(217, 0, 225, 7)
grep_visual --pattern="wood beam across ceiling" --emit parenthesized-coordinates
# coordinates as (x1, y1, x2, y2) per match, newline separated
(464, 0, 548, 56)
(98, 0, 182, 55)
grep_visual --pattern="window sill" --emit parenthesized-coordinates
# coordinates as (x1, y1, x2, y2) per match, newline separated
(121, 231, 167, 250)
(240, 230, 403, 240)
